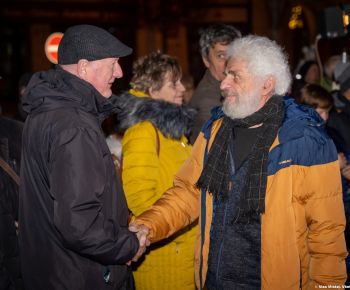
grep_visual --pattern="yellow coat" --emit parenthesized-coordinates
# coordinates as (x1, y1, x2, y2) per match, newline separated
(122, 120, 197, 290)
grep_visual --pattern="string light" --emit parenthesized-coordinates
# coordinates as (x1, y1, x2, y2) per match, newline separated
(289, 5, 304, 30)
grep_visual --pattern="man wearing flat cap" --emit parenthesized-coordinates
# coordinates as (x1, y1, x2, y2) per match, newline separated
(19, 24, 148, 290)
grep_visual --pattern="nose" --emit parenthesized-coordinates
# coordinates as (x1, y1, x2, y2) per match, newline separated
(220, 76, 230, 91)
(113, 62, 123, 79)
(178, 81, 186, 93)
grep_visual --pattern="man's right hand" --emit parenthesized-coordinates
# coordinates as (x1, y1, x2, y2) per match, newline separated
(127, 223, 150, 265)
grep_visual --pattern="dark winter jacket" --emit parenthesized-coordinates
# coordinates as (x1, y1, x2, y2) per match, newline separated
(0, 116, 23, 290)
(328, 92, 350, 153)
(19, 67, 139, 290)
(189, 70, 222, 143)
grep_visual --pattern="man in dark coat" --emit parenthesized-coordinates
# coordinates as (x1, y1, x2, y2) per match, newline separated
(189, 24, 241, 143)
(0, 115, 23, 290)
(19, 24, 147, 290)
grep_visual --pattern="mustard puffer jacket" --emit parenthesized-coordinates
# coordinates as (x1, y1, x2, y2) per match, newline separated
(115, 91, 198, 290)
(135, 97, 348, 290)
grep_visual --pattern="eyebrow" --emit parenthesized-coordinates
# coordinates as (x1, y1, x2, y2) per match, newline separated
(226, 69, 241, 75)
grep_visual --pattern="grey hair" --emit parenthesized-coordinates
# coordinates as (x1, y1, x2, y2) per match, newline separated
(199, 24, 241, 58)
(226, 35, 292, 95)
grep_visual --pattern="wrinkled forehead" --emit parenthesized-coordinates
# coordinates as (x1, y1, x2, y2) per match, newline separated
(225, 57, 249, 72)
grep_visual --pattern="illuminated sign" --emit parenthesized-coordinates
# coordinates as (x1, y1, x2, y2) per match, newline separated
(45, 32, 63, 64)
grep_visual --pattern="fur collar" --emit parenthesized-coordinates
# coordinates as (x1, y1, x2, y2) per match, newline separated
(114, 91, 196, 140)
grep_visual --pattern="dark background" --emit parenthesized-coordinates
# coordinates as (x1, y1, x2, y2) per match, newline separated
(1, 0, 349, 116)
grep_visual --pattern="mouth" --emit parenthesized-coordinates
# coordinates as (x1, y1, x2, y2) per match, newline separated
(221, 90, 237, 99)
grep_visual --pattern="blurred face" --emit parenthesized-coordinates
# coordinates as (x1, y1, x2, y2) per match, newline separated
(315, 107, 330, 122)
(85, 57, 123, 98)
(150, 72, 185, 105)
(304, 64, 320, 84)
(203, 42, 229, 81)
(220, 57, 267, 119)
(344, 88, 350, 101)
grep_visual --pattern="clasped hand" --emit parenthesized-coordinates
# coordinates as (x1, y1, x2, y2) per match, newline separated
(127, 223, 150, 265)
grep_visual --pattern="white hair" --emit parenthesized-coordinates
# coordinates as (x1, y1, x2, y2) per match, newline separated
(226, 35, 292, 95)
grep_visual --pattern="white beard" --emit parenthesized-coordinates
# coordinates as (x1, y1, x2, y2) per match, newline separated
(222, 87, 262, 119)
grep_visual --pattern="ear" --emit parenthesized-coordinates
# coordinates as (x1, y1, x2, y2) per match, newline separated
(262, 76, 276, 96)
(77, 59, 89, 79)
(202, 56, 210, 68)
(149, 87, 159, 99)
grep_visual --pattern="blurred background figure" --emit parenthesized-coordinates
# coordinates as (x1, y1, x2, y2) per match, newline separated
(291, 60, 321, 101)
(333, 62, 350, 114)
(106, 131, 123, 169)
(299, 84, 333, 122)
(13, 73, 33, 122)
(0, 113, 23, 290)
(181, 73, 195, 105)
(330, 62, 350, 152)
(114, 51, 197, 290)
(299, 83, 350, 278)
(189, 23, 241, 143)
(339, 152, 350, 200)
(299, 83, 349, 153)
(320, 55, 341, 92)
(298, 60, 320, 85)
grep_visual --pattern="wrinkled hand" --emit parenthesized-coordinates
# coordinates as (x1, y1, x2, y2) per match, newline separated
(127, 223, 150, 265)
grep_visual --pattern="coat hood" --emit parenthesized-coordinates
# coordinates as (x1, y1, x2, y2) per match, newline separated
(114, 91, 197, 140)
(23, 66, 118, 122)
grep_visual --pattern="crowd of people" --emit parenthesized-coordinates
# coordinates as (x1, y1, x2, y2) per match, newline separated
(0, 22, 350, 290)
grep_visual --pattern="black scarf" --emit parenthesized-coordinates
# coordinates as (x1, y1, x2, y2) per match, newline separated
(197, 95, 285, 219)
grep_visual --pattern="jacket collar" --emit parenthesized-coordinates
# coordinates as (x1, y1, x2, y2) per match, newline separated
(114, 91, 196, 140)
(23, 66, 117, 122)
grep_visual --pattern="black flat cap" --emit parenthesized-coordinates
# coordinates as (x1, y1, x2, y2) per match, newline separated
(58, 24, 132, 65)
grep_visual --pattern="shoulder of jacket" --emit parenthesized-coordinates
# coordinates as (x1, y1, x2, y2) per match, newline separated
(278, 117, 328, 146)
(124, 121, 157, 138)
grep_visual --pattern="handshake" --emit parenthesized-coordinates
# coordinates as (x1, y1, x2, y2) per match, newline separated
(127, 223, 151, 265)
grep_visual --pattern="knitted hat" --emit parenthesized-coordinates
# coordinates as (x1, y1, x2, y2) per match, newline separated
(58, 24, 132, 65)
(334, 62, 350, 94)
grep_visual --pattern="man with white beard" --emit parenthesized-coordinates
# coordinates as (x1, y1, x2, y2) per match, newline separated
(130, 35, 347, 289)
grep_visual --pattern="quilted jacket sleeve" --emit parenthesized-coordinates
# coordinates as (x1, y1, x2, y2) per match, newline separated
(122, 122, 161, 216)
(294, 132, 347, 287)
(134, 130, 207, 242)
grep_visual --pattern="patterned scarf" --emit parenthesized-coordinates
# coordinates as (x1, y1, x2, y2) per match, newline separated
(197, 95, 285, 219)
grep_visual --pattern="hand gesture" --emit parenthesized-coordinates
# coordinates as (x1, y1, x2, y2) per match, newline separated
(127, 223, 150, 265)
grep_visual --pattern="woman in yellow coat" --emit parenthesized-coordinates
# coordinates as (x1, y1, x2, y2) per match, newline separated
(115, 52, 198, 290)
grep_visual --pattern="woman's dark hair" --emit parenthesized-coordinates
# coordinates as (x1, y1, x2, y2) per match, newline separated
(299, 83, 333, 109)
